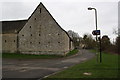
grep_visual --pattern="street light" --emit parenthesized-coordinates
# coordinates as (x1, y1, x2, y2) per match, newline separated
(88, 7, 98, 40)
(88, 7, 102, 63)
(88, 7, 93, 10)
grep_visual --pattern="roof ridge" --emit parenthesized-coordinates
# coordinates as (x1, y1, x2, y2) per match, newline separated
(0, 19, 28, 22)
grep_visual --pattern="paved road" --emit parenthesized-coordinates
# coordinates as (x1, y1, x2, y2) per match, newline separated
(2, 49, 95, 80)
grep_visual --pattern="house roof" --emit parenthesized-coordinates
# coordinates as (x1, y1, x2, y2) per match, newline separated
(1, 20, 27, 34)
(39, 3, 72, 41)
(1, 2, 72, 41)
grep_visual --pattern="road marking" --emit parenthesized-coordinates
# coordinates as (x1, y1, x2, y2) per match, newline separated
(44, 75, 49, 78)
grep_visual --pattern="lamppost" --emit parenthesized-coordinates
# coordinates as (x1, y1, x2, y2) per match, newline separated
(88, 7, 102, 63)
(88, 7, 98, 41)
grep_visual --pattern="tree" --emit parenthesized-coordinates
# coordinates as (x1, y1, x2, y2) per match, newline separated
(68, 30, 80, 38)
(115, 36, 120, 54)
(67, 30, 80, 48)
(113, 28, 118, 35)
(101, 35, 111, 51)
(113, 27, 120, 54)
(82, 33, 96, 49)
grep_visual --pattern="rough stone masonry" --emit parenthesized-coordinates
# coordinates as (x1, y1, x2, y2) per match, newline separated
(1, 2, 74, 55)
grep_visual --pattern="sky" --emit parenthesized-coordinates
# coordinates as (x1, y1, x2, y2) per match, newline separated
(0, 0, 119, 42)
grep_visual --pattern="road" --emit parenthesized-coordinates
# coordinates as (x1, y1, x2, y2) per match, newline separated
(2, 49, 95, 80)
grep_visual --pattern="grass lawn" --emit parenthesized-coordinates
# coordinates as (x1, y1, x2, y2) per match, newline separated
(43, 51, 119, 79)
(2, 49, 78, 59)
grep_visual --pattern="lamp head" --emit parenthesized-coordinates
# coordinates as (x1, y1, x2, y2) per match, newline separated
(88, 7, 93, 10)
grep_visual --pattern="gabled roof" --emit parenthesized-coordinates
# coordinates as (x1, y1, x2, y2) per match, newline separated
(1, 2, 72, 41)
(39, 3, 72, 41)
(1, 20, 27, 34)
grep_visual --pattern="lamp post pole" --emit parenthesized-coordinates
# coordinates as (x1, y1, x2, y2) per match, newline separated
(94, 8, 98, 41)
(88, 7, 101, 63)
(88, 7, 98, 41)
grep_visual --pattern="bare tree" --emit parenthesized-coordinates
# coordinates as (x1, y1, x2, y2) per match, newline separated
(113, 27, 120, 54)
(68, 30, 80, 38)
(67, 30, 80, 49)
(113, 28, 118, 35)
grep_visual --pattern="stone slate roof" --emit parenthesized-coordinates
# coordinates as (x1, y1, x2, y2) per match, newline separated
(1, 20, 27, 34)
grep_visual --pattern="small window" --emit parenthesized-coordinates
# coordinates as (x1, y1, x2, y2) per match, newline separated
(40, 8, 41, 13)
(39, 34, 41, 36)
(39, 42, 40, 44)
(5, 40, 7, 43)
(22, 35, 24, 36)
(58, 42, 60, 43)
(30, 42, 32, 44)
(14, 40, 15, 42)
(30, 26, 31, 28)
(31, 34, 32, 36)
(34, 18, 36, 20)
(58, 33, 60, 35)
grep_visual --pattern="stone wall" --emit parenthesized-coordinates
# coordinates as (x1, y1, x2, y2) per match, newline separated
(18, 3, 71, 55)
(2, 34, 17, 53)
(70, 41, 74, 50)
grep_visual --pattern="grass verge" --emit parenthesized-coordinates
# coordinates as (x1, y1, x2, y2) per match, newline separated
(42, 51, 119, 79)
(2, 49, 78, 59)
(65, 49, 78, 56)
(2, 53, 63, 59)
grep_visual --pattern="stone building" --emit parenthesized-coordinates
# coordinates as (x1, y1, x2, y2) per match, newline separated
(1, 2, 74, 55)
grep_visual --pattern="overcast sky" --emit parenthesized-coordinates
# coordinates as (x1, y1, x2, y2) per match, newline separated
(0, 0, 119, 42)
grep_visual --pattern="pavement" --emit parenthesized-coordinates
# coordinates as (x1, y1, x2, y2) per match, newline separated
(2, 49, 95, 80)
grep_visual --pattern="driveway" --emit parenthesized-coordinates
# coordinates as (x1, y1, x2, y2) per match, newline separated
(2, 49, 95, 80)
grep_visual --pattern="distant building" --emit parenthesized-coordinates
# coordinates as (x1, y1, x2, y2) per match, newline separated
(1, 2, 74, 55)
